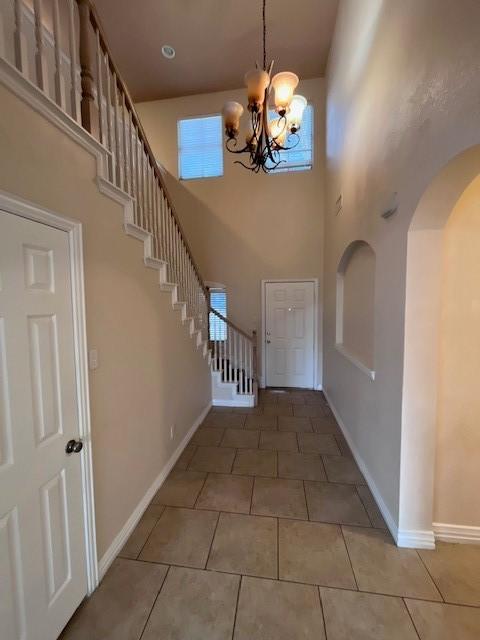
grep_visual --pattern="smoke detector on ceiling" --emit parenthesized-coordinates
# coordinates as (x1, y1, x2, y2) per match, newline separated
(161, 45, 176, 60)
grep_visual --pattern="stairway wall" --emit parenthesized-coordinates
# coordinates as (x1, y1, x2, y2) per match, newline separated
(0, 84, 211, 560)
(136, 77, 325, 388)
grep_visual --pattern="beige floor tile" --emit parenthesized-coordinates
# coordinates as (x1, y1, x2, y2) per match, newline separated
(311, 416, 341, 435)
(279, 519, 356, 588)
(118, 514, 159, 559)
(320, 587, 418, 640)
(278, 415, 313, 432)
(294, 405, 325, 418)
(323, 455, 365, 484)
(342, 526, 442, 600)
(263, 404, 294, 416)
(142, 566, 239, 640)
(245, 414, 278, 430)
(278, 451, 326, 481)
(221, 427, 260, 449)
(174, 443, 197, 471)
(298, 432, 341, 455)
(144, 503, 166, 518)
(405, 599, 480, 640)
(59, 559, 168, 640)
(232, 449, 277, 477)
(207, 512, 277, 578)
(278, 393, 305, 405)
(202, 413, 246, 429)
(196, 473, 253, 513)
(305, 482, 371, 526)
(259, 430, 298, 452)
(418, 542, 480, 606)
(209, 406, 233, 414)
(139, 507, 218, 568)
(356, 485, 387, 529)
(234, 576, 325, 640)
(152, 470, 206, 508)
(191, 427, 224, 446)
(188, 446, 236, 473)
(231, 405, 263, 414)
(251, 477, 307, 519)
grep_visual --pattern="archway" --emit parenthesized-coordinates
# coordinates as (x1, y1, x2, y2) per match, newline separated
(399, 145, 480, 547)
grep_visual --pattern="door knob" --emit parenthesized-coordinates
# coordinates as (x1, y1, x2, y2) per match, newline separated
(66, 439, 83, 454)
(266, 339, 271, 344)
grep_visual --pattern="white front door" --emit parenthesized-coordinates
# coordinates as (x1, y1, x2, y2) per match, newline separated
(265, 281, 315, 388)
(0, 211, 87, 640)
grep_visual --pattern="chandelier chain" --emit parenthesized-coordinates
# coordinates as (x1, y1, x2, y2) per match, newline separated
(262, 0, 266, 70)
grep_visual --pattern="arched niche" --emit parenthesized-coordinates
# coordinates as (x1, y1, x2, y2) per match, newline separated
(399, 144, 480, 544)
(336, 240, 376, 376)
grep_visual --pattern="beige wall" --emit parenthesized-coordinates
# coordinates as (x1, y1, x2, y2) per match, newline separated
(0, 84, 211, 559)
(325, 0, 480, 532)
(136, 78, 325, 386)
(435, 176, 480, 526)
(340, 242, 375, 370)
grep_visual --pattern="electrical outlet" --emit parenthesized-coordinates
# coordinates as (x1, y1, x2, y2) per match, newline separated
(88, 349, 98, 370)
(170, 424, 175, 440)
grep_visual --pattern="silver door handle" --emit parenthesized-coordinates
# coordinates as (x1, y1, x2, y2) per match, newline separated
(266, 340, 271, 344)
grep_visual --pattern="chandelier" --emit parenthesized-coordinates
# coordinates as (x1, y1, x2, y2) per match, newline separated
(222, 0, 307, 173)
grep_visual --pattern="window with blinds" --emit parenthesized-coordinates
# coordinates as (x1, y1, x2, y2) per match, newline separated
(268, 104, 314, 173)
(177, 115, 223, 180)
(209, 289, 227, 341)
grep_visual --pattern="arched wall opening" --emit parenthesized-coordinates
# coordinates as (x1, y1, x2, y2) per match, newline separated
(399, 145, 480, 546)
(336, 240, 376, 377)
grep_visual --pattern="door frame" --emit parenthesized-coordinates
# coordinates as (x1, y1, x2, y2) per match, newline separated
(261, 278, 319, 390)
(0, 189, 98, 594)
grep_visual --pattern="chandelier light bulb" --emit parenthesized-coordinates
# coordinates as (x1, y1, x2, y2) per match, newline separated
(269, 117, 287, 146)
(287, 95, 307, 132)
(222, 101, 244, 138)
(244, 69, 270, 111)
(271, 71, 299, 115)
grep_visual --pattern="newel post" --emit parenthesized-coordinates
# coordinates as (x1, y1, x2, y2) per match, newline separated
(77, 0, 94, 133)
(252, 330, 258, 380)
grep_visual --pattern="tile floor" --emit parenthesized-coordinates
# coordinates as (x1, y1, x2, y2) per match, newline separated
(60, 389, 480, 640)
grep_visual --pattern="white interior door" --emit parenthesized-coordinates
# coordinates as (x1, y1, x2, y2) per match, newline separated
(265, 281, 315, 388)
(0, 211, 87, 640)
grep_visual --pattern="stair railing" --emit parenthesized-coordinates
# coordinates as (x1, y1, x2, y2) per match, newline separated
(209, 308, 257, 396)
(5, 0, 209, 341)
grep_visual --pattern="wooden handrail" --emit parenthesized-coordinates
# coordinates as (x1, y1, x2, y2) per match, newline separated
(77, 0, 208, 295)
(209, 307, 254, 342)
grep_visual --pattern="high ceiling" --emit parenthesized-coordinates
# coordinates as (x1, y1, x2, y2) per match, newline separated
(93, 0, 339, 102)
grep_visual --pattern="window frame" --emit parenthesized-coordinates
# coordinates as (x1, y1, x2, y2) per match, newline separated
(177, 113, 224, 181)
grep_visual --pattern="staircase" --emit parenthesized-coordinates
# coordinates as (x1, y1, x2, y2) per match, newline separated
(0, 0, 257, 406)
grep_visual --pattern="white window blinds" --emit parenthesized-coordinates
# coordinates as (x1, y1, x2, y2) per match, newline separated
(178, 115, 223, 180)
(268, 104, 314, 173)
(209, 290, 227, 340)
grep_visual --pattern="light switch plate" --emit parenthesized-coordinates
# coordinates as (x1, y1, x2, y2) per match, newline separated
(88, 349, 98, 370)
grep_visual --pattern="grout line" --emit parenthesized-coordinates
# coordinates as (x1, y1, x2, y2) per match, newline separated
(249, 477, 256, 515)
(340, 525, 359, 591)
(277, 517, 280, 580)
(230, 448, 238, 474)
(302, 480, 310, 521)
(128, 557, 480, 607)
(414, 549, 445, 603)
(402, 597, 422, 639)
(138, 564, 171, 640)
(204, 510, 221, 570)
(231, 574, 242, 640)
(192, 473, 209, 509)
(354, 484, 374, 527)
(134, 511, 165, 560)
(317, 586, 329, 640)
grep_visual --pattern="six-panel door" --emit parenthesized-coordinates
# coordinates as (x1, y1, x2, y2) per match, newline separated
(265, 281, 315, 388)
(0, 211, 87, 640)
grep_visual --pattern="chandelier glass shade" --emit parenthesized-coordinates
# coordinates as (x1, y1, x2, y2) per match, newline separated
(222, 0, 307, 173)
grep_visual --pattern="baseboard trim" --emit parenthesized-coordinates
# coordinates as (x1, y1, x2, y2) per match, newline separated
(212, 397, 255, 407)
(323, 390, 399, 544)
(397, 529, 435, 549)
(97, 401, 211, 581)
(433, 522, 480, 544)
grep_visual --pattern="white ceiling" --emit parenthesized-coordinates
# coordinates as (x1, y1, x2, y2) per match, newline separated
(93, 0, 339, 102)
